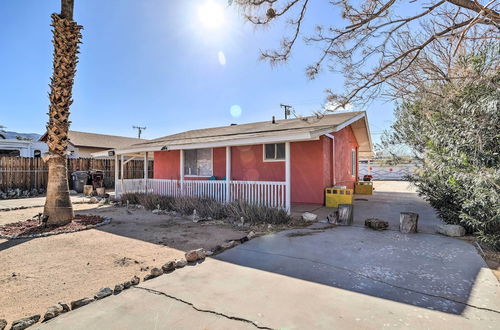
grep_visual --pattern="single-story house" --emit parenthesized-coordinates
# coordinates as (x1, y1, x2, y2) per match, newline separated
(40, 130, 147, 158)
(93, 111, 373, 212)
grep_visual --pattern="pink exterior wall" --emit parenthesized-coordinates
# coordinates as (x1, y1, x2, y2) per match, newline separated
(332, 126, 359, 189)
(153, 125, 359, 205)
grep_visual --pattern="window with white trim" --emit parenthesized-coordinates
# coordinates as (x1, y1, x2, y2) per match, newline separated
(184, 148, 212, 176)
(264, 143, 285, 161)
(351, 149, 357, 177)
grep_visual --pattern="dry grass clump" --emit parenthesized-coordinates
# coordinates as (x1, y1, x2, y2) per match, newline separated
(120, 193, 292, 224)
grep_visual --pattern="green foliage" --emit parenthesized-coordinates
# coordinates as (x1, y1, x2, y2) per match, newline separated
(120, 193, 292, 225)
(383, 71, 500, 249)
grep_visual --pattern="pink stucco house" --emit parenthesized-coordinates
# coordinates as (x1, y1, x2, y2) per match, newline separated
(95, 111, 373, 213)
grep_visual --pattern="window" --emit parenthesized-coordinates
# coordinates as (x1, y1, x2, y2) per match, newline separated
(34, 150, 41, 158)
(264, 143, 285, 161)
(0, 149, 20, 157)
(351, 149, 357, 177)
(184, 148, 212, 176)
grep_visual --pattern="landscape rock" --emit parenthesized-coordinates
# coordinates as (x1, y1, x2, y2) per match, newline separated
(88, 197, 99, 204)
(0, 319, 6, 330)
(185, 248, 205, 262)
(94, 287, 113, 300)
(437, 224, 466, 237)
(123, 281, 132, 289)
(143, 274, 155, 281)
(174, 258, 187, 268)
(150, 267, 163, 276)
(364, 218, 389, 231)
(113, 284, 124, 295)
(205, 250, 213, 256)
(302, 212, 318, 222)
(10, 315, 40, 330)
(57, 302, 70, 313)
(162, 261, 176, 273)
(130, 275, 140, 285)
(247, 231, 256, 239)
(70, 298, 94, 310)
(222, 241, 238, 249)
(152, 209, 162, 215)
(43, 304, 65, 322)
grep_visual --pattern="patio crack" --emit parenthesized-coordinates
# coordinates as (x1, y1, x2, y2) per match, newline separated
(235, 247, 500, 315)
(134, 286, 273, 329)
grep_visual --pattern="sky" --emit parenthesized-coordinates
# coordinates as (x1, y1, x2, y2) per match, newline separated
(0, 0, 395, 144)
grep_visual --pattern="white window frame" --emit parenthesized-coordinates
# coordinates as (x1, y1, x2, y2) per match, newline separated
(351, 149, 357, 177)
(263, 143, 286, 162)
(184, 148, 214, 177)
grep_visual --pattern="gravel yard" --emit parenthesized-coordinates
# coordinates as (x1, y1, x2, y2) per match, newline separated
(0, 203, 248, 322)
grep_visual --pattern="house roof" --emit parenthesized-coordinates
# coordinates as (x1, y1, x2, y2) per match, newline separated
(94, 111, 373, 158)
(40, 130, 146, 149)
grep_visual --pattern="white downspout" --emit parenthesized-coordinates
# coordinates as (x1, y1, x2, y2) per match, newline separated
(179, 150, 184, 195)
(143, 151, 148, 193)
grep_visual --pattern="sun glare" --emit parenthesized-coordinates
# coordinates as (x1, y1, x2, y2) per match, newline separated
(198, 1, 225, 29)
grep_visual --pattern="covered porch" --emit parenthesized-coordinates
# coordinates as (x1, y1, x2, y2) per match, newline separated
(98, 143, 292, 212)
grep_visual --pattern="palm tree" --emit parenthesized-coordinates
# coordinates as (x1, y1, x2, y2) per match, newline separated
(44, 0, 82, 225)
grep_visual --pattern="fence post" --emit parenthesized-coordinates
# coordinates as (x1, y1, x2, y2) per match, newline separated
(285, 142, 291, 214)
(179, 149, 184, 195)
(226, 146, 231, 203)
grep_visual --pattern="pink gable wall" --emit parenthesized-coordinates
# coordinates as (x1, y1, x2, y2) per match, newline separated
(153, 125, 359, 205)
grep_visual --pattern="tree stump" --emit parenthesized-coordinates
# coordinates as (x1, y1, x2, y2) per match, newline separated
(400, 212, 419, 233)
(338, 204, 353, 226)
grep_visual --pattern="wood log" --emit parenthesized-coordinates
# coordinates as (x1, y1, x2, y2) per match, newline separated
(338, 204, 354, 226)
(400, 212, 419, 233)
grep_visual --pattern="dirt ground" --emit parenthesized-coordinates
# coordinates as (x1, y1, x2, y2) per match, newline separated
(0, 204, 248, 322)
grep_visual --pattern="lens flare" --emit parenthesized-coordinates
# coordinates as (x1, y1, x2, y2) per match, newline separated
(230, 105, 242, 118)
(198, 1, 225, 29)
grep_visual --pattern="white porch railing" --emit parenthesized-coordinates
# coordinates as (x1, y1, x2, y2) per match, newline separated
(116, 178, 287, 209)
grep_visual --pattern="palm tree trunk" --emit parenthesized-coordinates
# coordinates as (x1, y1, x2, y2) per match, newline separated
(43, 0, 82, 226)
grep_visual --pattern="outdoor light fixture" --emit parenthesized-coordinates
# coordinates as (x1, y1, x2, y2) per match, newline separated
(161, 146, 168, 151)
(108, 150, 115, 156)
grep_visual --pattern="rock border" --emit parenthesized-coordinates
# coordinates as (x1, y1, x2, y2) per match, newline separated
(0, 200, 90, 213)
(2, 230, 259, 329)
(0, 217, 112, 240)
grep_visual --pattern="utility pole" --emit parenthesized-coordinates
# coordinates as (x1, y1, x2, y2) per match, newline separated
(280, 104, 292, 119)
(133, 126, 146, 139)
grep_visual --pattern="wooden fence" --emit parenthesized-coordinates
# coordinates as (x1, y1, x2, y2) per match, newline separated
(0, 157, 153, 191)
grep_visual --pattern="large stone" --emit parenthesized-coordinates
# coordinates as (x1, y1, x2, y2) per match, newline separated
(123, 281, 132, 289)
(130, 275, 140, 286)
(143, 274, 155, 281)
(364, 218, 389, 231)
(0, 319, 6, 330)
(94, 287, 113, 300)
(70, 298, 94, 310)
(150, 267, 163, 276)
(437, 224, 466, 237)
(302, 212, 318, 222)
(113, 284, 124, 295)
(43, 304, 65, 322)
(185, 248, 205, 262)
(162, 261, 176, 273)
(10, 315, 40, 330)
(57, 302, 70, 313)
(247, 231, 256, 239)
(174, 258, 187, 268)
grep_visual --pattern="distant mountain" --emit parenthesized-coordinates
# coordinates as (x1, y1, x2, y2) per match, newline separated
(0, 131, 42, 141)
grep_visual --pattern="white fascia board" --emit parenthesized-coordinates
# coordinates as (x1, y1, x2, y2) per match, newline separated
(332, 112, 366, 133)
(167, 132, 317, 150)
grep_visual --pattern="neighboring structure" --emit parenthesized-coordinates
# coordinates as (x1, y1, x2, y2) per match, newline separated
(94, 111, 373, 211)
(359, 158, 419, 180)
(0, 138, 49, 157)
(40, 130, 146, 158)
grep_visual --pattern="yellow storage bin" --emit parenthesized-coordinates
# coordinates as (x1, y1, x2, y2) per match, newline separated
(355, 181, 373, 195)
(325, 187, 353, 208)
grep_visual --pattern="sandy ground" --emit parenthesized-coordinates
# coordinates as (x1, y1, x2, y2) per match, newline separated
(0, 204, 248, 322)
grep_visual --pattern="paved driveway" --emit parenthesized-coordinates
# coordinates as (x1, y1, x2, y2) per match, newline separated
(36, 184, 500, 329)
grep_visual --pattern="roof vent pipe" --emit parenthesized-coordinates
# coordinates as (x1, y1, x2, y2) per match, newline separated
(230, 123, 237, 126)
(272, 116, 276, 124)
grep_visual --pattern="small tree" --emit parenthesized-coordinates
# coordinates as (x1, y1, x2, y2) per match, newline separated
(234, 0, 499, 106)
(43, 0, 82, 225)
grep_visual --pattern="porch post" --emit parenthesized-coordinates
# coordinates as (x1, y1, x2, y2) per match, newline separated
(285, 142, 291, 214)
(179, 149, 184, 195)
(120, 154, 124, 194)
(226, 146, 231, 203)
(114, 154, 119, 196)
(143, 151, 148, 193)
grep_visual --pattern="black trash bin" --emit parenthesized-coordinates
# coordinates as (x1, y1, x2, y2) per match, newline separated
(90, 170, 104, 189)
(71, 171, 90, 193)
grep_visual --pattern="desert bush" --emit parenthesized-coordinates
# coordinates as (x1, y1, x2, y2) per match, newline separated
(381, 53, 500, 249)
(119, 193, 291, 224)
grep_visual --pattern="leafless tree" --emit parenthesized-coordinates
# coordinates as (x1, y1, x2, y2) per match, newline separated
(233, 0, 500, 107)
